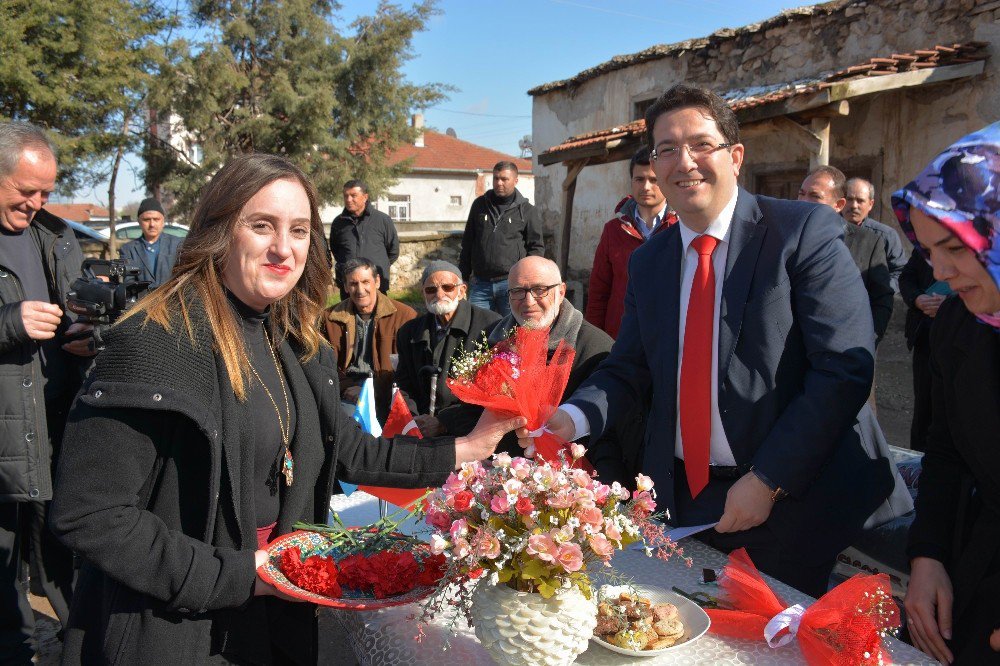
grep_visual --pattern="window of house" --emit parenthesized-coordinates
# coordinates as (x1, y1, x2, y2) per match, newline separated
(387, 194, 410, 223)
(450, 195, 462, 206)
(633, 98, 656, 121)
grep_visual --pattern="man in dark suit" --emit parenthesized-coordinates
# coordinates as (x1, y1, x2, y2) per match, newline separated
(118, 197, 182, 288)
(799, 167, 894, 344)
(395, 260, 500, 437)
(843, 177, 907, 292)
(528, 85, 893, 597)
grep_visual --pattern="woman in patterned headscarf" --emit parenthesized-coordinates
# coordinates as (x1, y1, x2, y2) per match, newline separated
(894, 122, 1000, 665)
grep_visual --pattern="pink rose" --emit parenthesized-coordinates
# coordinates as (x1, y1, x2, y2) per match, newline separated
(515, 496, 535, 516)
(605, 522, 622, 543)
(632, 490, 656, 515)
(490, 494, 510, 513)
(430, 533, 449, 555)
(593, 483, 611, 504)
(635, 474, 654, 492)
(450, 518, 468, 541)
(570, 443, 587, 461)
(510, 458, 532, 480)
(588, 534, 615, 559)
(545, 491, 574, 509)
(570, 468, 591, 488)
(426, 508, 452, 530)
(577, 507, 604, 527)
(474, 533, 502, 559)
(453, 537, 471, 558)
(556, 543, 584, 572)
(573, 487, 596, 509)
(526, 534, 558, 563)
(443, 473, 465, 494)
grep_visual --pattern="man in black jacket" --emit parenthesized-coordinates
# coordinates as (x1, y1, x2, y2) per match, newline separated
(799, 166, 893, 344)
(328, 179, 399, 297)
(842, 177, 907, 292)
(395, 260, 501, 437)
(459, 161, 544, 317)
(0, 121, 92, 660)
(118, 197, 182, 288)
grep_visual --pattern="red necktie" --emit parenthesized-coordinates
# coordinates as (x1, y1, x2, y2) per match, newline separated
(680, 234, 719, 498)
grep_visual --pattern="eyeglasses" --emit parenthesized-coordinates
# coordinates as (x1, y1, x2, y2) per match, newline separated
(508, 284, 561, 301)
(650, 141, 733, 162)
(424, 283, 460, 295)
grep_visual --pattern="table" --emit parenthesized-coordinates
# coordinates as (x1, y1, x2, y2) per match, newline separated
(323, 492, 936, 665)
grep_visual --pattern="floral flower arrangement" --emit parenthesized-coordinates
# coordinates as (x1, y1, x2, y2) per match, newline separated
(417, 448, 687, 629)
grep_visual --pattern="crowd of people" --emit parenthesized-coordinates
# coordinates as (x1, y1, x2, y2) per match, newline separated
(0, 80, 997, 664)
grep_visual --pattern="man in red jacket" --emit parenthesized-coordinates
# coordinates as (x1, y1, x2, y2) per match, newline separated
(585, 147, 677, 338)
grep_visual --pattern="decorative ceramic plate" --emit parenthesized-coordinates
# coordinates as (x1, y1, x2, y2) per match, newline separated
(591, 585, 711, 657)
(258, 529, 437, 610)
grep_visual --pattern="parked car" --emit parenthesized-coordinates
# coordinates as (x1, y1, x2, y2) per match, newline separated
(97, 221, 189, 241)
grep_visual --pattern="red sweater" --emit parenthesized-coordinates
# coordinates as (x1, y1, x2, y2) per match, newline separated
(585, 196, 677, 338)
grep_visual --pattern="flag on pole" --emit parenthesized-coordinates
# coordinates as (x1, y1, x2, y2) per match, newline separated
(340, 377, 382, 497)
(359, 388, 429, 510)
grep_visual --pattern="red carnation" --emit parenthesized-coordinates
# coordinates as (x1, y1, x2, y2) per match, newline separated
(453, 490, 475, 512)
(416, 554, 447, 587)
(280, 548, 342, 598)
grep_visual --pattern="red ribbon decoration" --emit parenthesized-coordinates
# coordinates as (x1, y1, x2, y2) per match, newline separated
(706, 548, 900, 666)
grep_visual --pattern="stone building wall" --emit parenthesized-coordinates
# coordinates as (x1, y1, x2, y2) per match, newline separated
(531, 0, 1000, 277)
(390, 232, 463, 293)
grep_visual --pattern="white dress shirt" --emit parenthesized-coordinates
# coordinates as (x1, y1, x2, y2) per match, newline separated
(562, 191, 739, 467)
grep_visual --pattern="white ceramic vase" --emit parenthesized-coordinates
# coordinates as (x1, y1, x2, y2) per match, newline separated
(470, 582, 597, 666)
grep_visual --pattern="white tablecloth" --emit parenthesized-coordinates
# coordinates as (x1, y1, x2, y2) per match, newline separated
(324, 492, 936, 665)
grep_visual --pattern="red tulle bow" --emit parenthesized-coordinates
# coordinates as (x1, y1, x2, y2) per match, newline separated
(705, 548, 900, 666)
(446, 327, 591, 471)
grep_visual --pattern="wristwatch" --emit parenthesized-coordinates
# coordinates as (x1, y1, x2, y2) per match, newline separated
(750, 467, 788, 502)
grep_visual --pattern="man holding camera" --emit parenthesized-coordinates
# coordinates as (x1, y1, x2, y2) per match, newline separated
(0, 121, 92, 661)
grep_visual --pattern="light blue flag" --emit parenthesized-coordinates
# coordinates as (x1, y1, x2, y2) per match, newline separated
(339, 377, 382, 497)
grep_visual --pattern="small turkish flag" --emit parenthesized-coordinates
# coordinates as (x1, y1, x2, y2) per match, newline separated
(359, 388, 430, 510)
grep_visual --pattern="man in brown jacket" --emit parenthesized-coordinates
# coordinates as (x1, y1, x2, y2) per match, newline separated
(323, 258, 416, 420)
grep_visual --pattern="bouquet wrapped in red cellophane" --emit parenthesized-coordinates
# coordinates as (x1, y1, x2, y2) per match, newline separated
(447, 326, 589, 470)
(706, 548, 900, 665)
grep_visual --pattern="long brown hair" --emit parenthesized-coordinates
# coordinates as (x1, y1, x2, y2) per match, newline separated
(121, 153, 332, 399)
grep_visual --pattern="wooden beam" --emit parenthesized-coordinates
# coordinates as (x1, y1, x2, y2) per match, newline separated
(559, 159, 589, 275)
(737, 60, 984, 126)
(827, 60, 985, 102)
(809, 117, 830, 168)
(770, 116, 824, 154)
(796, 100, 850, 120)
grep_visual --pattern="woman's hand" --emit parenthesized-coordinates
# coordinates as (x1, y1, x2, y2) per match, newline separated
(253, 549, 302, 601)
(904, 557, 954, 664)
(454, 411, 526, 467)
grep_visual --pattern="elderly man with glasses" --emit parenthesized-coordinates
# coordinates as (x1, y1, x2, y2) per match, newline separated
(484, 256, 638, 459)
(395, 261, 501, 437)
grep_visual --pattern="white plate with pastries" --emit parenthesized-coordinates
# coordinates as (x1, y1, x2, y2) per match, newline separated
(591, 584, 711, 657)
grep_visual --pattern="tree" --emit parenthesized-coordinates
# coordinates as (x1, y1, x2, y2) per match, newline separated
(0, 0, 174, 217)
(153, 0, 447, 213)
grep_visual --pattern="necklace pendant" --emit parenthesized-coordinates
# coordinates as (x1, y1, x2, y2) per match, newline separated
(282, 448, 294, 486)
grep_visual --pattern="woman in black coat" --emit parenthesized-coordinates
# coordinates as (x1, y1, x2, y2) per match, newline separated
(894, 123, 1000, 665)
(49, 155, 522, 665)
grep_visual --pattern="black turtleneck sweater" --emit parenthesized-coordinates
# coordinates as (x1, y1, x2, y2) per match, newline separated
(228, 292, 297, 528)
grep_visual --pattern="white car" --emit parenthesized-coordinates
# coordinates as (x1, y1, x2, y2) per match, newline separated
(97, 221, 190, 241)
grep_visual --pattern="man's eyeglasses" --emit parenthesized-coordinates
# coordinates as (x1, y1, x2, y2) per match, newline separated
(508, 284, 561, 301)
(650, 141, 733, 162)
(424, 284, 460, 296)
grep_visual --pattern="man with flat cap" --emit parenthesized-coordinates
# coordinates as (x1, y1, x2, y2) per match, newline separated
(119, 197, 182, 288)
(395, 260, 501, 437)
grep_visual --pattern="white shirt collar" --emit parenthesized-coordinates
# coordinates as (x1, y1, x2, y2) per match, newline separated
(677, 189, 739, 250)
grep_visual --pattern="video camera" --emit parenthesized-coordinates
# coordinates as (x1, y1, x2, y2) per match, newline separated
(66, 259, 152, 350)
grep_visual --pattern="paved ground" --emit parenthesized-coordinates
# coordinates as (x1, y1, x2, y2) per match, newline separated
(29, 298, 917, 663)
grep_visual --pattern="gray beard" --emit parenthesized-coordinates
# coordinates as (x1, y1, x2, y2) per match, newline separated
(427, 298, 460, 316)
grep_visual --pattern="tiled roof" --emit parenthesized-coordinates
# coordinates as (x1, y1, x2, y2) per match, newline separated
(528, 0, 851, 96)
(390, 130, 532, 174)
(44, 203, 109, 222)
(538, 42, 988, 163)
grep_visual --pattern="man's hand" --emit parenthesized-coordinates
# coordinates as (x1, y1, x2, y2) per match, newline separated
(454, 411, 526, 467)
(516, 407, 574, 457)
(915, 294, 945, 318)
(61, 322, 97, 357)
(414, 414, 445, 436)
(20, 301, 62, 340)
(715, 472, 774, 533)
(341, 385, 361, 403)
(904, 556, 954, 664)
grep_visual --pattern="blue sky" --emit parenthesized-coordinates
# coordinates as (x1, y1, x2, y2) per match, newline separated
(72, 0, 800, 206)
